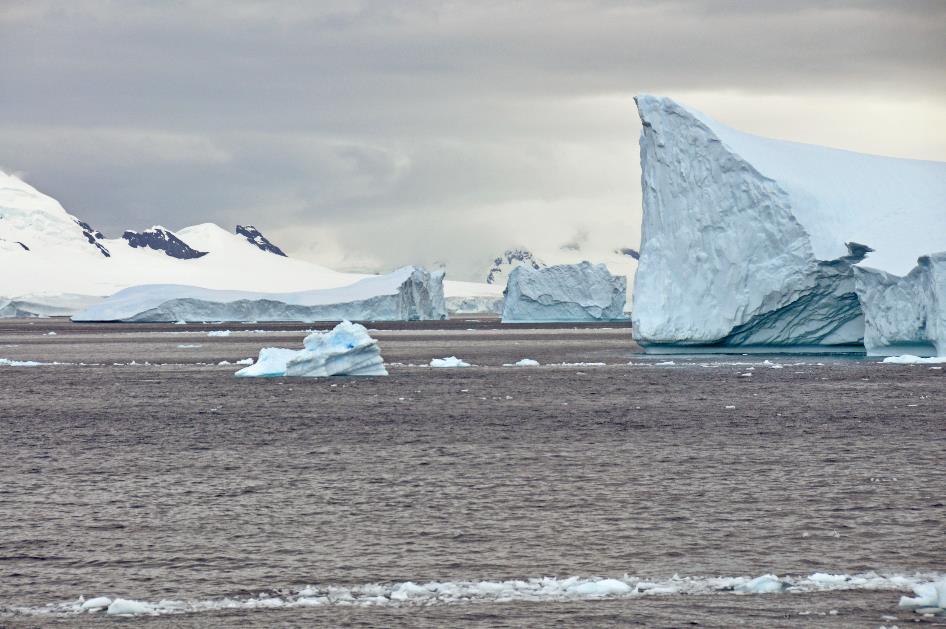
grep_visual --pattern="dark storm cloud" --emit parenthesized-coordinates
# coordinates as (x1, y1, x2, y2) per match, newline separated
(1, 1, 944, 278)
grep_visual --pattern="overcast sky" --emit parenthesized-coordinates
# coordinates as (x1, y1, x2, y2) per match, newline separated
(2, 1, 945, 280)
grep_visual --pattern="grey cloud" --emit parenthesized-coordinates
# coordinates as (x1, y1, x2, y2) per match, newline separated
(1, 0, 944, 279)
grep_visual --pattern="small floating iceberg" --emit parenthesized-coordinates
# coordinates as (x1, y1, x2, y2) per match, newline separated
(900, 578, 946, 611)
(429, 356, 471, 368)
(235, 321, 387, 378)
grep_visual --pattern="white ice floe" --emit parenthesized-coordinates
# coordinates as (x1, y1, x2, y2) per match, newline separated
(207, 330, 231, 337)
(107, 599, 155, 615)
(882, 355, 946, 364)
(430, 356, 472, 368)
(13, 571, 942, 619)
(631, 95, 946, 355)
(235, 321, 387, 378)
(504, 358, 540, 367)
(79, 597, 111, 611)
(735, 574, 785, 593)
(502, 261, 627, 323)
(0, 358, 64, 367)
(899, 577, 946, 611)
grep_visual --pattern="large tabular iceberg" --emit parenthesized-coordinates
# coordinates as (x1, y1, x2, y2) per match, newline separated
(632, 95, 946, 355)
(73, 266, 446, 322)
(501, 261, 627, 323)
(236, 321, 387, 377)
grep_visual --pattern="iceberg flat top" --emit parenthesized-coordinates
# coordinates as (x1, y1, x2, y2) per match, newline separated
(73, 266, 426, 321)
(636, 95, 946, 276)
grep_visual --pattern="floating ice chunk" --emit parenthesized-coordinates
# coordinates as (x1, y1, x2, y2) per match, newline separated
(900, 578, 946, 610)
(654, 361, 675, 366)
(569, 579, 631, 597)
(430, 356, 471, 368)
(107, 599, 155, 615)
(504, 358, 539, 367)
(235, 357, 254, 365)
(207, 330, 231, 337)
(235, 321, 387, 378)
(0, 358, 46, 366)
(882, 355, 946, 364)
(735, 575, 785, 593)
(80, 596, 112, 611)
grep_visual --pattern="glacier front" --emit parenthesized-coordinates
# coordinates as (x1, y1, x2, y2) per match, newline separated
(501, 261, 627, 323)
(632, 95, 946, 355)
(73, 266, 447, 322)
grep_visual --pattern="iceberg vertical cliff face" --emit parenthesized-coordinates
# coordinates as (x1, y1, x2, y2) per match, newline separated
(501, 261, 627, 323)
(631, 95, 946, 354)
(854, 254, 946, 356)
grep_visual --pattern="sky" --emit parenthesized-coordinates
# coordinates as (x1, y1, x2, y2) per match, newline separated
(2, 0, 945, 281)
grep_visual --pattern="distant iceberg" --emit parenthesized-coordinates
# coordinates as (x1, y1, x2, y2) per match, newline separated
(445, 295, 503, 314)
(0, 293, 104, 318)
(72, 266, 446, 322)
(631, 95, 946, 355)
(501, 261, 627, 323)
(236, 321, 387, 377)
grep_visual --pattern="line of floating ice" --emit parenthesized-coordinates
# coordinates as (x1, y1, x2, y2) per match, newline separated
(7, 572, 943, 618)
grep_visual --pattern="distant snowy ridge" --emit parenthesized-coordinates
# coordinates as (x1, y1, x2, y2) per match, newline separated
(73, 266, 447, 322)
(0, 170, 500, 315)
(632, 95, 946, 355)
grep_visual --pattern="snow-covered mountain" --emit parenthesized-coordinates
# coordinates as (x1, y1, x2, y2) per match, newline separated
(0, 170, 500, 312)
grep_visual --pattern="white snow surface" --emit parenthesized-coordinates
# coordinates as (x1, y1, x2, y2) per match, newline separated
(12, 571, 941, 618)
(632, 95, 946, 354)
(235, 321, 387, 377)
(72, 267, 447, 322)
(0, 171, 500, 313)
(429, 356, 471, 368)
(501, 261, 627, 323)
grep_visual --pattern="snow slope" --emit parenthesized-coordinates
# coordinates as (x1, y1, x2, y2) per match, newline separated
(0, 170, 500, 315)
(73, 267, 447, 322)
(632, 95, 946, 354)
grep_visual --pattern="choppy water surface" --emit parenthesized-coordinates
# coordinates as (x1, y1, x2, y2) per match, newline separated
(0, 320, 944, 627)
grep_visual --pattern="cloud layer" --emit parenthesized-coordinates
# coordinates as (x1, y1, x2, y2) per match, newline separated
(2, 1, 945, 279)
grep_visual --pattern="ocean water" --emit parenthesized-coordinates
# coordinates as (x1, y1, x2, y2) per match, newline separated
(0, 321, 943, 627)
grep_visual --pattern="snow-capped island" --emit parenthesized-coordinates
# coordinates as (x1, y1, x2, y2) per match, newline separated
(0, 170, 502, 319)
(631, 95, 946, 356)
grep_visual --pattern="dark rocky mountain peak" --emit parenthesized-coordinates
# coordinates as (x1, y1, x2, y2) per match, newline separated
(122, 227, 207, 259)
(236, 225, 287, 257)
